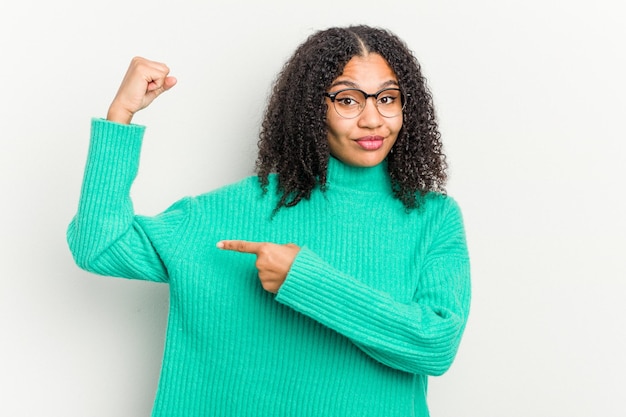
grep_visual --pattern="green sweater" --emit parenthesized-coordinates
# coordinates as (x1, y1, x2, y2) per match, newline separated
(68, 119, 471, 417)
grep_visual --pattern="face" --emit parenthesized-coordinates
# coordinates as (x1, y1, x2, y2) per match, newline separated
(325, 53, 403, 167)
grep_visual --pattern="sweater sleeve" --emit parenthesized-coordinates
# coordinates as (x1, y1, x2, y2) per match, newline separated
(67, 119, 189, 282)
(275, 199, 471, 376)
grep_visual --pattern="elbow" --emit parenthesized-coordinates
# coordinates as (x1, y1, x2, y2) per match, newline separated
(422, 326, 466, 376)
(412, 342, 459, 376)
(66, 220, 101, 273)
(419, 312, 468, 376)
(69, 248, 96, 273)
(364, 335, 461, 376)
(425, 351, 456, 376)
(406, 326, 465, 376)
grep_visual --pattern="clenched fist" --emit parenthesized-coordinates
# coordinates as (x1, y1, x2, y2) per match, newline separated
(107, 57, 177, 124)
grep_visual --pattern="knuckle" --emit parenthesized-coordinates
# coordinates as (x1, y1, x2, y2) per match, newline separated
(131, 56, 144, 67)
(258, 243, 272, 256)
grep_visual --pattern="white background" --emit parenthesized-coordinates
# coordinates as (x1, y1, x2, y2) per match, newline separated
(1, 0, 625, 416)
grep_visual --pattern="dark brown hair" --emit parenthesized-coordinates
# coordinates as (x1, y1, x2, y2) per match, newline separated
(257, 25, 447, 212)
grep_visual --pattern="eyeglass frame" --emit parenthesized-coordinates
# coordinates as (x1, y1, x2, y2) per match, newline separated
(323, 87, 407, 119)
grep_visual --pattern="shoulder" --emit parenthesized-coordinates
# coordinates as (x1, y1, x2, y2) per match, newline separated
(421, 193, 468, 257)
(418, 192, 464, 220)
(414, 193, 467, 244)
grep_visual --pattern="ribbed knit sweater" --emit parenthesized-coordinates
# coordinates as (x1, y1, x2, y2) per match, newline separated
(67, 119, 471, 417)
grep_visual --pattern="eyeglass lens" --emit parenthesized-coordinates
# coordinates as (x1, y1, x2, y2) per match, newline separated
(330, 88, 404, 118)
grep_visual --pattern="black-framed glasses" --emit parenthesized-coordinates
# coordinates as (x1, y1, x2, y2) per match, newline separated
(324, 87, 406, 119)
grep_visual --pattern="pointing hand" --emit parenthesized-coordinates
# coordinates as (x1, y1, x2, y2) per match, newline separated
(217, 240, 300, 293)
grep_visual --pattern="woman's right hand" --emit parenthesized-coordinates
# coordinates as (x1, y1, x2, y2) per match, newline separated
(107, 57, 177, 124)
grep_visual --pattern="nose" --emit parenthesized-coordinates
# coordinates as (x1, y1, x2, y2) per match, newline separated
(357, 97, 384, 128)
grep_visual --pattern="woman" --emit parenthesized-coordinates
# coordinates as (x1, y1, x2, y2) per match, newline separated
(68, 25, 471, 417)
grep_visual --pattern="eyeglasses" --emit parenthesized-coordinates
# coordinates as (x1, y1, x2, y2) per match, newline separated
(324, 87, 406, 119)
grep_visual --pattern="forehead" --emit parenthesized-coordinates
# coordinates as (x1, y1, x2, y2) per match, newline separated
(332, 53, 398, 89)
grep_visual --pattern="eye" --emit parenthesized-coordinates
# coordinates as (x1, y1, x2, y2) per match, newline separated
(337, 97, 356, 106)
(377, 90, 401, 106)
(333, 91, 362, 107)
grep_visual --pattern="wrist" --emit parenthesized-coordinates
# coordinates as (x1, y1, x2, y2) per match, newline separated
(106, 105, 133, 125)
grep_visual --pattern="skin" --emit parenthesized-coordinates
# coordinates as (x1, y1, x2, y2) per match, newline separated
(216, 241, 300, 293)
(110, 55, 400, 294)
(107, 57, 177, 125)
(325, 53, 403, 167)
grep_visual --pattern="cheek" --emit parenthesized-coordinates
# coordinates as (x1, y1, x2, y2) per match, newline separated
(388, 117, 403, 148)
(326, 112, 350, 139)
(325, 103, 336, 125)
(395, 115, 404, 133)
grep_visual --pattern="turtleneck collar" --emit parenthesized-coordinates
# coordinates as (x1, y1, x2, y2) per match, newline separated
(325, 156, 392, 194)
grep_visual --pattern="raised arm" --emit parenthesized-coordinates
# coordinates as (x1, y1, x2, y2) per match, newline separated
(67, 58, 184, 282)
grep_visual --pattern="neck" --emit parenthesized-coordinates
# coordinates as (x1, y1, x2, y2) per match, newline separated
(325, 156, 392, 194)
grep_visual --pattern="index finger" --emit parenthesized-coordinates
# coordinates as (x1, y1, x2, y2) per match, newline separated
(217, 240, 263, 254)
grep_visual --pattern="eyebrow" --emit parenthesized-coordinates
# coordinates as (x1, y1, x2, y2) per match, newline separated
(329, 79, 400, 90)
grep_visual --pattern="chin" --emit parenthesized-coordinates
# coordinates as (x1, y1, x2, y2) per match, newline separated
(343, 154, 388, 167)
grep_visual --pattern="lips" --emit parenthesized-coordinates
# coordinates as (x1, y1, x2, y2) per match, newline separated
(355, 135, 384, 150)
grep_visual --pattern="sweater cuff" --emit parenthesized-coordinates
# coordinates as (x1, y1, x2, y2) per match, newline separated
(86, 118, 146, 180)
(91, 117, 146, 142)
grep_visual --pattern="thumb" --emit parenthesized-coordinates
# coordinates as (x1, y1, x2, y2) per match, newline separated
(148, 76, 177, 93)
(146, 76, 177, 98)
(163, 76, 178, 91)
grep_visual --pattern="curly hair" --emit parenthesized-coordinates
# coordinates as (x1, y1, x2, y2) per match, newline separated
(256, 25, 447, 212)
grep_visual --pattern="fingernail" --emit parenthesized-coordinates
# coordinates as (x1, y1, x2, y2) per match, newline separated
(216, 241, 224, 249)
